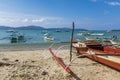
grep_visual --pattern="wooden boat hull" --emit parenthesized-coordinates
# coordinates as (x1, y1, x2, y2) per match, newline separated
(72, 40, 120, 71)
(104, 46, 120, 54)
(78, 48, 120, 71)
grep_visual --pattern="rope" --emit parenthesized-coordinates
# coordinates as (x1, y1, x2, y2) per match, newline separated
(65, 54, 92, 70)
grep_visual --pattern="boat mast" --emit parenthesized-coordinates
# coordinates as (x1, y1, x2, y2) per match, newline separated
(70, 22, 75, 62)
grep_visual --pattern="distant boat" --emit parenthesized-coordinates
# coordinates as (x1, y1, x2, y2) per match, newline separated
(43, 33, 54, 42)
(44, 33, 49, 36)
(64, 30, 69, 32)
(77, 32, 104, 36)
(10, 34, 25, 43)
(85, 37, 109, 41)
(90, 33, 104, 36)
(6, 29, 18, 33)
(44, 36, 54, 41)
(55, 30, 61, 32)
(6, 30, 25, 43)
(77, 32, 91, 36)
(107, 30, 112, 33)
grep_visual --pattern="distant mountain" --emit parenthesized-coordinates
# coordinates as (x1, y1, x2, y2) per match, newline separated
(75, 28, 88, 31)
(16, 25, 44, 30)
(0, 25, 88, 31)
(111, 29, 120, 31)
(0, 26, 13, 30)
(0, 25, 45, 30)
(47, 27, 88, 31)
(47, 27, 71, 30)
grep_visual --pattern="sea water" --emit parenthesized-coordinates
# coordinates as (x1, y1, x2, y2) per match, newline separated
(0, 29, 120, 51)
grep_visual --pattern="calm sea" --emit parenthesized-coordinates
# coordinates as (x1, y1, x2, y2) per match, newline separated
(0, 29, 120, 51)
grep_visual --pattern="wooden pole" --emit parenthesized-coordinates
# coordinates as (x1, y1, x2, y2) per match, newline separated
(70, 22, 75, 62)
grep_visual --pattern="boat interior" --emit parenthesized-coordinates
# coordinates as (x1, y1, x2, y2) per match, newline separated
(72, 40, 120, 54)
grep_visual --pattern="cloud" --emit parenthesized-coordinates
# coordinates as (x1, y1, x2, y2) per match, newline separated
(90, 0, 103, 2)
(32, 17, 63, 23)
(105, 1, 120, 6)
(22, 18, 28, 22)
(32, 18, 46, 23)
(0, 11, 65, 27)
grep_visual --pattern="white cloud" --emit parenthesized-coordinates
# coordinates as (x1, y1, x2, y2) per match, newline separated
(0, 11, 65, 27)
(90, 0, 103, 2)
(105, 1, 120, 6)
(32, 18, 46, 23)
(22, 18, 28, 22)
(32, 17, 63, 23)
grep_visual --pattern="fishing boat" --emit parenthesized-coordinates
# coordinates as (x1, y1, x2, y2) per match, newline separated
(90, 33, 104, 36)
(48, 22, 120, 75)
(44, 36, 54, 41)
(77, 32, 91, 36)
(55, 30, 61, 32)
(43, 33, 54, 42)
(71, 22, 120, 71)
(72, 40, 120, 71)
(6, 30, 25, 43)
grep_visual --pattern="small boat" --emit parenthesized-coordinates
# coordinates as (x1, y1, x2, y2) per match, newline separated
(64, 30, 69, 32)
(43, 33, 54, 42)
(72, 40, 120, 71)
(44, 36, 54, 41)
(6, 29, 18, 33)
(107, 30, 112, 33)
(10, 34, 25, 43)
(55, 30, 61, 32)
(90, 33, 104, 36)
(77, 32, 91, 36)
(6, 30, 25, 43)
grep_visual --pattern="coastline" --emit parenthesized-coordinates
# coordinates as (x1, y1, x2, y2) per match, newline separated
(0, 48, 120, 80)
(0, 42, 70, 51)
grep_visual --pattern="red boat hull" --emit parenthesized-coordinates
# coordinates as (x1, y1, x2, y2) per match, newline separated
(76, 47, 120, 71)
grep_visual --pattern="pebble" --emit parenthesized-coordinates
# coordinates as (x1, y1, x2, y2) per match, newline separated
(41, 70, 47, 75)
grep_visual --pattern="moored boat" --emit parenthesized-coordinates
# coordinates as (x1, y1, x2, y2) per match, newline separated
(43, 33, 54, 42)
(6, 30, 26, 43)
(44, 36, 54, 41)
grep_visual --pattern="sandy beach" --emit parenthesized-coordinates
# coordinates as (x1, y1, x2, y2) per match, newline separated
(0, 49, 120, 80)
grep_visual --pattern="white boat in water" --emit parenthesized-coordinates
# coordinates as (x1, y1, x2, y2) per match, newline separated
(44, 36, 54, 41)
(77, 32, 91, 36)
(90, 33, 104, 36)
(77, 32, 104, 36)
(43, 33, 54, 42)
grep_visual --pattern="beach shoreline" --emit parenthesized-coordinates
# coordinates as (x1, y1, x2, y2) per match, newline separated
(0, 42, 70, 52)
(0, 49, 120, 80)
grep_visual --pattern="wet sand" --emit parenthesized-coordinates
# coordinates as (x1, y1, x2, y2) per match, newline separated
(0, 49, 120, 80)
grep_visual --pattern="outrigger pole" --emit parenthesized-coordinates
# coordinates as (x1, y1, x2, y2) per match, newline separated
(70, 22, 75, 62)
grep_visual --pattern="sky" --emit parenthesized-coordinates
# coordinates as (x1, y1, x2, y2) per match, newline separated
(0, 0, 120, 30)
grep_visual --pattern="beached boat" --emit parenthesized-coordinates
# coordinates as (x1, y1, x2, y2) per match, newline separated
(72, 40, 120, 71)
